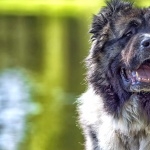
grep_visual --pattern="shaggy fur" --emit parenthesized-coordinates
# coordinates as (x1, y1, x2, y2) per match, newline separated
(78, 0, 150, 149)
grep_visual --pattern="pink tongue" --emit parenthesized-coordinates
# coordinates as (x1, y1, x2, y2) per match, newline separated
(137, 65, 150, 81)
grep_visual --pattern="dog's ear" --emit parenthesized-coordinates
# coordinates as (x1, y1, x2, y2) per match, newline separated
(89, 13, 110, 54)
(89, 14, 108, 36)
(89, 14, 109, 42)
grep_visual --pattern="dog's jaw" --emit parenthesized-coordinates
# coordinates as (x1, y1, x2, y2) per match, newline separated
(121, 59, 150, 92)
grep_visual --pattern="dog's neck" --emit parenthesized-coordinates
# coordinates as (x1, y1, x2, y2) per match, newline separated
(112, 93, 150, 135)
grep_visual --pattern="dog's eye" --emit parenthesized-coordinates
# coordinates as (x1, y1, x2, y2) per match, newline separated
(125, 30, 133, 37)
(121, 29, 134, 39)
(123, 21, 139, 38)
(131, 21, 139, 28)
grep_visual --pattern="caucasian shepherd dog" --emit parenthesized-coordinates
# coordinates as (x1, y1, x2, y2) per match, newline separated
(78, 0, 150, 149)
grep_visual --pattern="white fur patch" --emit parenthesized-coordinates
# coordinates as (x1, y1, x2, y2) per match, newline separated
(78, 87, 150, 150)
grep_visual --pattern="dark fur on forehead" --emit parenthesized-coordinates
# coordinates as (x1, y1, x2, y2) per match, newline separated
(90, 0, 133, 38)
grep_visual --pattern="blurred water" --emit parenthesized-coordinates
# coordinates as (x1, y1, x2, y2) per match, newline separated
(0, 69, 38, 150)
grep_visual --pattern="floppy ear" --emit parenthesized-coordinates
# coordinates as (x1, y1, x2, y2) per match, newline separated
(89, 14, 108, 37)
(89, 2, 113, 53)
(89, 13, 110, 56)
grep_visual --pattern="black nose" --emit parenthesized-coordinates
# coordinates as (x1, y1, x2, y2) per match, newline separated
(141, 38, 150, 49)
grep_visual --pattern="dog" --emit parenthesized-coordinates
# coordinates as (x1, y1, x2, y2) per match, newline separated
(78, 0, 150, 149)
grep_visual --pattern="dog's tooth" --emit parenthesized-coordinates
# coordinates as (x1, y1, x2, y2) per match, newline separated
(136, 71, 139, 77)
(132, 71, 136, 77)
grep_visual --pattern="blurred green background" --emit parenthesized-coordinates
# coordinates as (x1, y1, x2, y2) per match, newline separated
(0, 0, 149, 150)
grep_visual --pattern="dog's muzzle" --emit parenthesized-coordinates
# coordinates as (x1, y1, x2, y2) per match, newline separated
(121, 34, 150, 92)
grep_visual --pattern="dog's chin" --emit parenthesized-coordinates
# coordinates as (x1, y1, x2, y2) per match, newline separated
(121, 59, 150, 92)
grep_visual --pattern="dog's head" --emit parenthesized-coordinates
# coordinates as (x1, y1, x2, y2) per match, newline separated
(87, 0, 150, 117)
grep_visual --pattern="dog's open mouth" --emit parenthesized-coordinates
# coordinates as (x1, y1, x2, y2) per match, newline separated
(121, 60, 150, 92)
